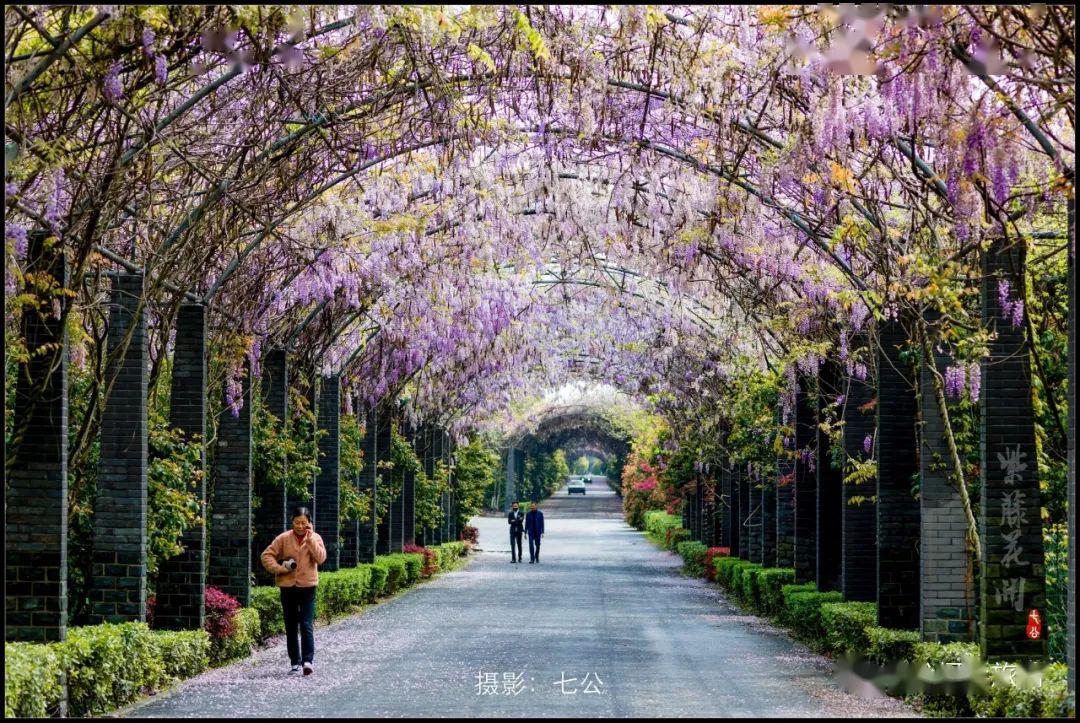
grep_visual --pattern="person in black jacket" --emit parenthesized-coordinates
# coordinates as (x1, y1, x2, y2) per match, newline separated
(525, 501, 545, 563)
(507, 501, 525, 563)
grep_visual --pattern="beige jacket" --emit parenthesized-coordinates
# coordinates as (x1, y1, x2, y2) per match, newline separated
(260, 530, 327, 587)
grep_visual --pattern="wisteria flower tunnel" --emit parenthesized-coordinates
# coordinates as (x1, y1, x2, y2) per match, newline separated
(3, 4, 1076, 717)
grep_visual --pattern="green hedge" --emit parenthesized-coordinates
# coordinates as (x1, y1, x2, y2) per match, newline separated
(643, 510, 681, 546)
(969, 662, 1073, 718)
(435, 542, 468, 571)
(864, 626, 920, 665)
(820, 601, 876, 656)
(251, 586, 285, 640)
(738, 564, 765, 607)
(4, 642, 65, 718)
(209, 607, 260, 665)
(316, 566, 372, 621)
(676, 540, 708, 577)
(781, 585, 839, 640)
(757, 568, 796, 616)
(156, 629, 212, 681)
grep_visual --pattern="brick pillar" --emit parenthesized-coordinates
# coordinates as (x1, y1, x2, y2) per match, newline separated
(747, 473, 762, 563)
(841, 342, 876, 603)
(876, 317, 920, 628)
(793, 379, 818, 585)
(449, 436, 459, 541)
(919, 333, 975, 642)
(358, 406, 378, 563)
(695, 479, 704, 541)
(286, 378, 317, 520)
(89, 273, 148, 624)
(253, 349, 288, 584)
(817, 360, 844, 592)
(761, 479, 776, 568)
(722, 463, 736, 553)
(417, 424, 434, 546)
(156, 304, 207, 630)
(980, 237, 1046, 662)
(339, 392, 360, 567)
(738, 468, 750, 559)
(376, 410, 393, 555)
(776, 405, 796, 568)
(1067, 197, 1075, 692)
(504, 446, 517, 513)
(6, 233, 69, 642)
(402, 419, 416, 549)
(432, 429, 447, 544)
(702, 477, 716, 547)
(209, 358, 252, 605)
(315, 375, 340, 570)
(389, 415, 405, 554)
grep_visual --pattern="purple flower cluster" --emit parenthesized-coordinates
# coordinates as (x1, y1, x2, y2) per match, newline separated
(103, 61, 123, 103)
(944, 364, 966, 400)
(863, 434, 873, 455)
(997, 278, 1025, 328)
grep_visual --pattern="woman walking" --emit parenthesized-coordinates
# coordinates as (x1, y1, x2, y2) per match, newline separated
(261, 506, 327, 675)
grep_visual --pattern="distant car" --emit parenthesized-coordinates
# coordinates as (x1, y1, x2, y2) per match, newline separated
(582, 475, 592, 484)
(568, 479, 586, 495)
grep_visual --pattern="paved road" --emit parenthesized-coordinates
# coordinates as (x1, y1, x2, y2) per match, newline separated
(121, 480, 915, 718)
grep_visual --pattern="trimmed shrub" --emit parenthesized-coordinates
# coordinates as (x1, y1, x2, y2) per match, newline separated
(820, 601, 877, 655)
(4, 642, 65, 718)
(757, 568, 796, 616)
(399, 553, 424, 584)
(715, 556, 744, 590)
(250, 586, 285, 640)
(781, 579, 829, 626)
(57, 622, 165, 717)
(969, 662, 1074, 718)
(318, 566, 374, 621)
(703, 547, 730, 581)
(913, 640, 981, 668)
(665, 526, 691, 551)
(154, 629, 211, 681)
(676, 540, 708, 577)
(644, 510, 681, 545)
(404, 543, 439, 577)
(730, 561, 764, 605)
(460, 524, 479, 545)
(367, 562, 389, 599)
(209, 607, 259, 665)
(864, 626, 920, 666)
(375, 556, 407, 594)
(436, 542, 468, 570)
(203, 586, 241, 643)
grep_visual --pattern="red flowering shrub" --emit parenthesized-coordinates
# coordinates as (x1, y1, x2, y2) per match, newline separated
(146, 595, 156, 628)
(204, 586, 241, 641)
(404, 543, 439, 577)
(460, 525, 479, 545)
(704, 547, 732, 581)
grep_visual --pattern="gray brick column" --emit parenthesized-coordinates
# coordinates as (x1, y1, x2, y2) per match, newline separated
(287, 378, 317, 520)
(721, 462, 736, 553)
(338, 392, 361, 567)
(156, 304, 207, 630)
(841, 341, 876, 603)
(504, 446, 517, 513)
(89, 273, 148, 624)
(876, 317, 920, 628)
(376, 409, 393, 555)
(449, 436, 459, 541)
(817, 360, 843, 591)
(389, 413, 405, 553)
(747, 473, 762, 563)
(315, 375, 340, 570)
(793, 379, 818, 584)
(980, 236, 1046, 662)
(1067, 197, 1075, 693)
(417, 424, 435, 546)
(761, 480, 776, 568)
(6, 232, 69, 642)
(358, 405, 379, 562)
(402, 419, 416, 549)
(209, 358, 252, 605)
(738, 467, 750, 560)
(432, 428, 447, 544)
(919, 333, 975, 642)
(253, 349, 288, 584)
(776, 405, 796, 567)
(702, 477, 717, 547)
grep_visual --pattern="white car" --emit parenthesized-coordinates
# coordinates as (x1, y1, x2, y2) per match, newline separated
(568, 479, 586, 495)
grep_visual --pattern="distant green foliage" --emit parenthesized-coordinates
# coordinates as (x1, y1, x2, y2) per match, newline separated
(676, 540, 707, 577)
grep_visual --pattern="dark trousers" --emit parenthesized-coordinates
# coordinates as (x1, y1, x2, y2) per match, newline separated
(280, 585, 316, 665)
(528, 535, 541, 562)
(510, 531, 523, 561)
